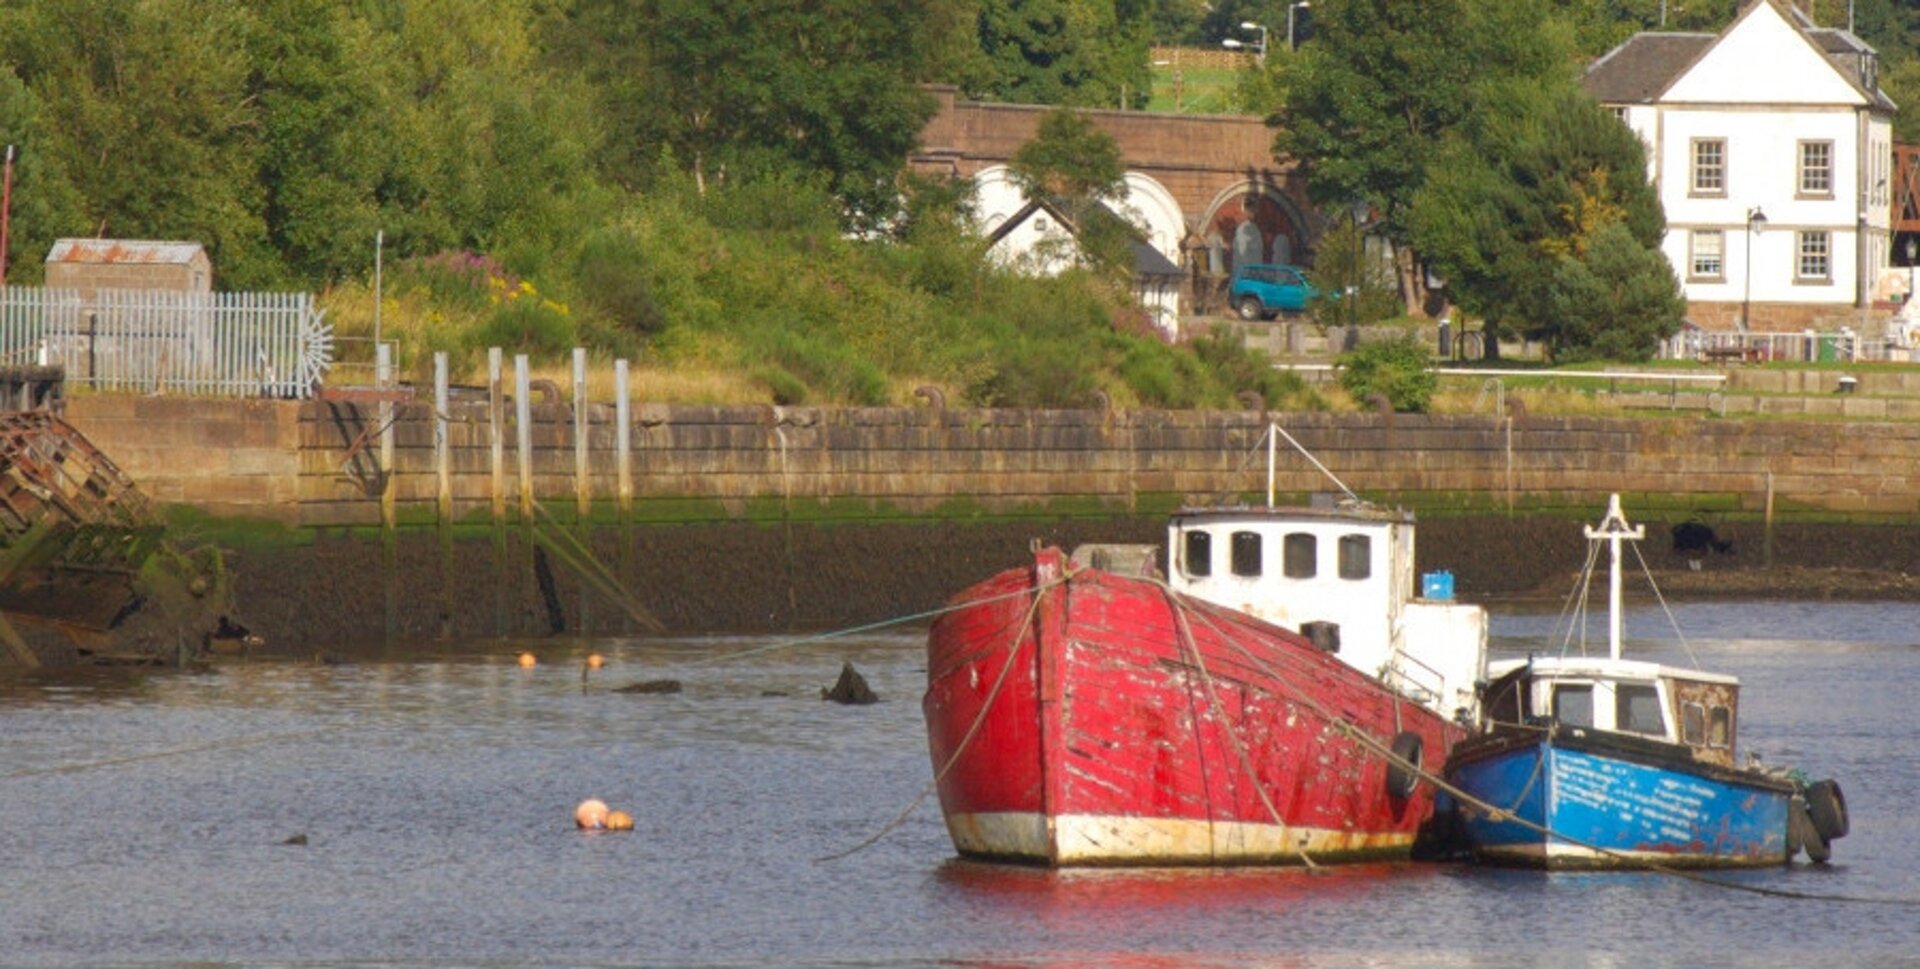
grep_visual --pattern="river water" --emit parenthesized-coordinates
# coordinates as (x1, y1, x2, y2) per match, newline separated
(1, 600, 1914, 966)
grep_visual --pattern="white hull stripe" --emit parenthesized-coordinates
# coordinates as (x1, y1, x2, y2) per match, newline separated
(944, 811, 1414, 865)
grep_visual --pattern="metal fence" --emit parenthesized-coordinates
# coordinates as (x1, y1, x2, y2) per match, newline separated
(0, 287, 332, 398)
(1662, 327, 1918, 364)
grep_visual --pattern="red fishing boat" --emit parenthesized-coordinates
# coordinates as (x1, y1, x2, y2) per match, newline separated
(924, 496, 1488, 866)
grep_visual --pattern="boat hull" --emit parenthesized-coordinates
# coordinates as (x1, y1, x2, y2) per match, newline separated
(1444, 728, 1795, 869)
(923, 548, 1464, 867)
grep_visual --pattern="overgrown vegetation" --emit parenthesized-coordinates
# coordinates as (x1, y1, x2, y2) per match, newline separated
(1338, 337, 1436, 413)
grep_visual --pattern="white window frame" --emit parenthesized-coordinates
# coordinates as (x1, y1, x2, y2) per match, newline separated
(1689, 229, 1724, 281)
(1798, 140, 1833, 198)
(1796, 230, 1831, 283)
(1691, 138, 1726, 197)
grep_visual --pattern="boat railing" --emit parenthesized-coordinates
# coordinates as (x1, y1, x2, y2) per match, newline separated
(1382, 647, 1445, 708)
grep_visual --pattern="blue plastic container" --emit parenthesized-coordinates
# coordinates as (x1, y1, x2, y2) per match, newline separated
(1421, 571, 1455, 600)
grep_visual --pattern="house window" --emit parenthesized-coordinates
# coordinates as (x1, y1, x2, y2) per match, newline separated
(1183, 530, 1212, 578)
(1797, 231, 1831, 282)
(1230, 531, 1262, 577)
(1337, 534, 1371, 580)
(1033, 217, 1050, 232)
(1609, 105, 1628, 123)
(1691, 139, 1726, 196)
(1798, 141, 1833, 197)
(1282, 533, 1317, 579)
(1689, 230, 1724, 281)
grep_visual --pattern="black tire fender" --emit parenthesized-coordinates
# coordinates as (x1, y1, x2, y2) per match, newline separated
(1805, 779, 1849, 841)
(1386, 731, 1423, 800)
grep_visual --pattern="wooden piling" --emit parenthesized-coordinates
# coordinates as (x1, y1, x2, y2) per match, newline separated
(434, 351, 452, 640)
(378, 342, 396, 645)
(572, 347, 591, 633)
(616, 358, 633, 634)
(489, 348, 506, 638)
(516, 354, 534, 634)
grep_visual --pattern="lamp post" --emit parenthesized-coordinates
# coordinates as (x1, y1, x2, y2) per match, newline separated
(1742, 206, 1767, 333)
(1348, 199, 1368, 350)
(1222, 21, 1269, 64)
(1288, 2, 1311, 51)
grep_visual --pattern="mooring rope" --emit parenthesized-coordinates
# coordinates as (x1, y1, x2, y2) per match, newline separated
(1159, 587, 1920, 907)
(815, 569, 1064, 863)
(0, 725, 350, 781)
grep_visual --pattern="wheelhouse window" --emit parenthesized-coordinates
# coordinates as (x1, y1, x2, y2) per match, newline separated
(1682, 702, 1707, 746)
(1553, 684, 1594, 727)
(1183, 530, 1212, 577)
(1337, 534, 1371, 580)
(1796, 231, 1831, 282)
(1230, 531, 1262, 577)
(1282, 533, 1317, 579)
(1689, 230, 1724, 281)
(1616, 683, 1665, 736)
(1691, 138, 1726, 196)
(1708, 706, 1732, 748)
(1798, 140, 1833, 197)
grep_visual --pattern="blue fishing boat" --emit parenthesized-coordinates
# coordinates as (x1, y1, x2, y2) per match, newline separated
(1440, 495, 1849, 868)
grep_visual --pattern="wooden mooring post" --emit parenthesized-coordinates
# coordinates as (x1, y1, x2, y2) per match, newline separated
(489, 348, 507, 638)
(434, 351, 452, 639)
(615, 358, 633, 634)
(378, 342, 396, 646)
(515, 353, 534, 635)
(572, 348, 591, 632)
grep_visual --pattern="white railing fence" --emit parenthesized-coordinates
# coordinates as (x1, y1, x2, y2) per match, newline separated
(0, 287, 333, 398)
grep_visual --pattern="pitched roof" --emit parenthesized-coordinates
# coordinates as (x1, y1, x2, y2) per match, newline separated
(1583, 32, 1714, 104)
(1582, 0, 1892, 111)
(986, 196, 1182, 278)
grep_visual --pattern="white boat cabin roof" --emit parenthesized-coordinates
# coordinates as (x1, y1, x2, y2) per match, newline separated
(1487, 655, 1740, 688)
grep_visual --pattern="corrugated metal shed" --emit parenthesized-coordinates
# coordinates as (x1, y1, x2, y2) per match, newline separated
(46, 239, 206, 266)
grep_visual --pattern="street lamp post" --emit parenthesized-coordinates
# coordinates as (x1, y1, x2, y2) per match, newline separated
(1348, 199, 1368, 350)
(1288, 2, 1311, 51)
(1222, 21, 1269, 64)
(1742, 206, 1767, 333)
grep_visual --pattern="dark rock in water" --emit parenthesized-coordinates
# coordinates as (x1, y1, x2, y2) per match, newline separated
(615, 679, 683, 694)
(821, 662, 878, 705)
(760, 690, 791, 698)
(282, 833, 308, 846)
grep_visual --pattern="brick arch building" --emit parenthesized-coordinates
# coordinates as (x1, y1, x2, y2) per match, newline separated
(908, 86, 1324, 323)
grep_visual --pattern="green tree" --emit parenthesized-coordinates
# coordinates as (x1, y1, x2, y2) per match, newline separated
(975, 0, 1154, 108)
(1410, 78, 1674, 360)
(1008, 107, 1138, 275)
(545, 0, 941, 229)
(1544, 221, 1686, 362)
(1272, 0, 1571, 315)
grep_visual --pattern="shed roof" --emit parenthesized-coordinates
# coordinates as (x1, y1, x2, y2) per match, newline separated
(46, 239, 207, 266)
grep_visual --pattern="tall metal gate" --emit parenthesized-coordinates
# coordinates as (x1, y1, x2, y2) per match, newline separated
(0, 287, 333, 398)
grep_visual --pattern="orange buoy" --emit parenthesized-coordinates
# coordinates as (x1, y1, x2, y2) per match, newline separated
(605, 809, 634, 831)
(585, 653, 605, 670)
(575, 798, 609, 830)
(518, 652, 537, 668)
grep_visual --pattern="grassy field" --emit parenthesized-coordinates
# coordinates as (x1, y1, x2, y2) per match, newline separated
(1145, 64, 1244, 114)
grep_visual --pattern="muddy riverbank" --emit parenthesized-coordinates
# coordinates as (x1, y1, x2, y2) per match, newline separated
(220, 515, 1920, 653)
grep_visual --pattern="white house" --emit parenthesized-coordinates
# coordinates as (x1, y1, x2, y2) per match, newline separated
(972, 165, 1188, 339)
(1584, 0, 1894, 335)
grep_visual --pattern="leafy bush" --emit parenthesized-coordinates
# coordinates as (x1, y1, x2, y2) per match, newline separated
(1338, 336, 1436, 413)
(471, 296, 577, 357)
(572, 227, 666, 336)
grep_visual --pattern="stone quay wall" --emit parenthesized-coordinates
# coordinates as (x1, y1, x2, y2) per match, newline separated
(61, 395, 1920, 528)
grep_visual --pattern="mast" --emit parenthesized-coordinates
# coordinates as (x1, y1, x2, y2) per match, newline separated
(1585, 493, 1645, 660)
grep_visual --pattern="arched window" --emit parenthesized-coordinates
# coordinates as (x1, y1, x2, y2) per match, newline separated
(1233, 221, 1264, 269)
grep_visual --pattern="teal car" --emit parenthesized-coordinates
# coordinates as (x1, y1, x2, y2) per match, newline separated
(1229, 263, 1317, 320)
